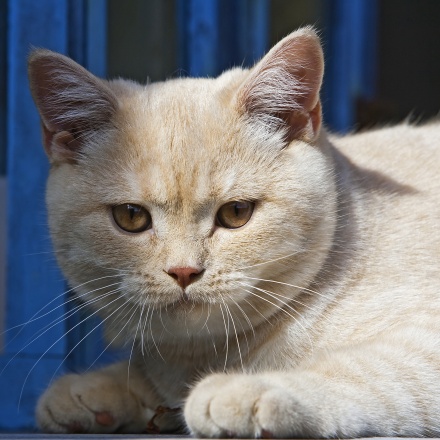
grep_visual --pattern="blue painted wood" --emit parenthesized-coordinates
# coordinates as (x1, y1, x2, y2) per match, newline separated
(1, 0, 70, 429)
(0, 355, 64, 429)
(5, 0, 68, 355)
(178, 0, 219, 77)
(65, 0, 112, 373)
(234, 0, 269, 67)
(0, 0, 7, 176)
(322, 0, 378, 132)
(86, 0, 107, 78)
(178, 0, 269, 77)
(68, 0, 86, 63)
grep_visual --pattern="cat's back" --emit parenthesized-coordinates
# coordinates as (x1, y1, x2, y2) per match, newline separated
(331, 121, 440, 194)
(319, 122, 440, 333)
(331, 121, 440, 268)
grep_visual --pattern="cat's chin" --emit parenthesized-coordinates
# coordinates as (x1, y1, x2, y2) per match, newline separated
(164, 296, 203, 312)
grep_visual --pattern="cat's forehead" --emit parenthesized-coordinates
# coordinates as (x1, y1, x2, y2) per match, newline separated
(108, 74, 267, 207)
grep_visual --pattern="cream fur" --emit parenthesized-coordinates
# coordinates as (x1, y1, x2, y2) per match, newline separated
(29, 28, 440, 437)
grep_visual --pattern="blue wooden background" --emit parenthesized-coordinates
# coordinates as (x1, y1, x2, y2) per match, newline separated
(0, 0, 377, 430)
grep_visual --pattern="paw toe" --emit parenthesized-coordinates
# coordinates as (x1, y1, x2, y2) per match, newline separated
(94, 411, 115, 427)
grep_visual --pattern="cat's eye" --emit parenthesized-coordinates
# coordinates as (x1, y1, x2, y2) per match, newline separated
(216, 201, 254, 229)
(112, 204, 152, 233)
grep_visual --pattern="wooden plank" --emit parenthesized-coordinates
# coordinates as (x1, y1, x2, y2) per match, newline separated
(86, 0, 107, 77)
(178, 0, 269, 77)
(0, 0, 6, 176)
(322, 0, 378, 132)
(64, 0, 113, 373)
(0, 0, 6, 352)
(235, 0, 269, 67)
(178, 0, 219, 77)
(0, 355, 66, 430)
(5, 0, 68, 354)
(1, 0, 69, 430)
(0, 177, 5, 352)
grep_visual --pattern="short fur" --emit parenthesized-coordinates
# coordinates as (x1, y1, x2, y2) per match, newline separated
(29, 28, 440, 437)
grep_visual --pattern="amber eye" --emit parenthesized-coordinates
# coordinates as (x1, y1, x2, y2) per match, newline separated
(216, 201, 254, 229)
(112, 204, 152, 233)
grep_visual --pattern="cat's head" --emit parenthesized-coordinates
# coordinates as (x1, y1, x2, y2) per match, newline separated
(28, 27, 337, 341)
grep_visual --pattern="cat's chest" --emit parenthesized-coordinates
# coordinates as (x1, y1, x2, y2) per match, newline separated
(145, 360, 195, 406)
(139, 319, 316, 405)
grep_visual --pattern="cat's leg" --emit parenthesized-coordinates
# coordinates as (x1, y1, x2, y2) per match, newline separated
(185, 329, 440, 438)
(36, 361, 175, 433)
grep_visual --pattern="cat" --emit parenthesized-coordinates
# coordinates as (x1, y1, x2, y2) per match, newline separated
(28, 26, 440, 437)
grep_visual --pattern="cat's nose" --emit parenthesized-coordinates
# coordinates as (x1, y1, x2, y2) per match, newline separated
(166, 266, 205, 289)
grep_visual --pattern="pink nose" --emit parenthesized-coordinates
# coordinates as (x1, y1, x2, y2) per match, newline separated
(167, 267, 204, 289)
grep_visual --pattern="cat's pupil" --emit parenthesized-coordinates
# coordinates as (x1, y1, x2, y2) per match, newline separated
(112, 203, 151, 233)
(129, 206, 136, 220)
(234, 202, 246, 216)
(216, 201, 254, 229)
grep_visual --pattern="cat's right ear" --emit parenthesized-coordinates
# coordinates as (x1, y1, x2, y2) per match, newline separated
(237, 27, 324, 145)
(28, 50, 118, 163)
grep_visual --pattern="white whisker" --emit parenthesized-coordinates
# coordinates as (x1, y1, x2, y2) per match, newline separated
(239, 283, 314, 351)
(236, 248, 302, 270)
(17, 286, 129, 408)
(219, 303, 229, 372)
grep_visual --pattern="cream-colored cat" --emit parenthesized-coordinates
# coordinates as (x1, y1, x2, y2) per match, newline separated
(29, 27, 440, 437)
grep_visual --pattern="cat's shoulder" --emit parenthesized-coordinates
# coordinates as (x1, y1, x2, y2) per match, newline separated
(328, 121, 440, 193)
(331, 121, 440, 167)
(330, 119, 440, 150)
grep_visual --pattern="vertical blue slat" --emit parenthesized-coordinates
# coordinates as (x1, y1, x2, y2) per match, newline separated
(178, 0, 269, 77)
(323, 0, 377, 132)
(6, 0, 67, 355)
(180, 0, 219, 77)
(0, 0, 69, 429)
(65, 0, 110, 373)
(0, 0, 5, 352)
(68, 0, 86, 63)
(0, 0, 7, 176)
(86, 0, 107, 78)
(239, 0, 269, 66)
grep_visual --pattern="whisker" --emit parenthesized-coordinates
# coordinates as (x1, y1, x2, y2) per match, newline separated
(236, 248, 302, 270)
(241, 297, 273, 327)
(1, 276, 122, 340)
(231, 299, 255, 339)
(126, 303, 144, 390)
(254, 286, 335, 325)
(202, 304, 218, 357)
(241, 276, 330, 300)
(1, 286, 121, 378)
(228, 300, 252, 358)
(86, 301, 139, 373)
(148, 306, 164, 362)
(219, 303, 229, 372)
(200, 302, 213, 333)
(50, 299, 136, 383)
(224, 303, 244, 372)
(141, 303, 151, 358)
(17, 287, 129, 408)
(239, 284, 314, 351)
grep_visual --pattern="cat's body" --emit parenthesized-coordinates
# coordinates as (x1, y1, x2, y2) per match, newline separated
(29, 28, 440, 437)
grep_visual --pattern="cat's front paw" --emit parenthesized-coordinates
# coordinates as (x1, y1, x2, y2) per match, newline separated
(36, 372, 154, 433)
(184, 373, 317, 438)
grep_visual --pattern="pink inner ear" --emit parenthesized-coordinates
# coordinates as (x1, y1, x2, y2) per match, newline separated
(238, 27, 324, 143)
(41, 124, 79, 163)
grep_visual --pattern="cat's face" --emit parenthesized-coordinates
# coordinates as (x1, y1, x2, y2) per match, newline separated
(30, 28, 337, 340)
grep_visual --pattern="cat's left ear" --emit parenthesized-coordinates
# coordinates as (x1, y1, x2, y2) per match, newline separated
(28, 49, 118, 163)
(237, 27, 324, 144)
